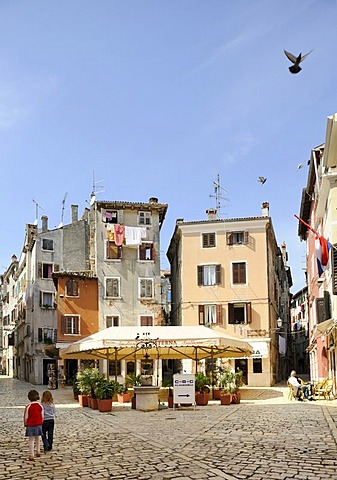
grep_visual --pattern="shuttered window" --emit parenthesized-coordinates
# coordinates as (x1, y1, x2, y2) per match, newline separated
(61, 316, 80, 334)
(316, 291, 331, 324)
(202, 233, 216, 248)
(226, 231, 249, 245)
(42, 239, 54, 251)
(197, 265, 221, 286)
(139, 279, 153, 298)
(228, 302, 252, 324)
(106, 278, 120, 298)
(106, 241, 122, 260)
(232, 262, 247, 284)
(140, 315, 153, 326)
(198, 305, 223, 325)
(66, 279, 79, 297)
(139, 243, 154, 260)
(106, 316, 119, 327)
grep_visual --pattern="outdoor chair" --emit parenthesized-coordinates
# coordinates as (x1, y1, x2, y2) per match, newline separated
(315, 379, 334, 400)
(313, 378, 328, 399)
(287, 381, 296, 401)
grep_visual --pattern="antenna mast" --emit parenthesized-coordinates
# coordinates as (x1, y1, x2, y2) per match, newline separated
(32, 199, 45, 225)
(209, 174, 229, 218)
(60, 192, 68, 225)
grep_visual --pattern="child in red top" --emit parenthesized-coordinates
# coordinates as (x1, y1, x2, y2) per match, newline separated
(23, 390, 44, 461)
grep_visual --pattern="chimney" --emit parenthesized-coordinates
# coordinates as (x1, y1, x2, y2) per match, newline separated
(261, 202, 269, 217)
(206, 208, 217, 220)
(41, 215, 48, 232)
(71, 204, 79, 223)
(149, 197, 158, 204)
(281, 242, 288, 265)
(176, 218, 184, 224)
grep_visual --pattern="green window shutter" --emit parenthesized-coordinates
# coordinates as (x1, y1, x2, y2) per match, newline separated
(197, 266, 203, 286)
(215, 264, 221, 285)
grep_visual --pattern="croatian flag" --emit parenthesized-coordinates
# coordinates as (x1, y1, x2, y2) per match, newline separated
(315, 235, 332, 277)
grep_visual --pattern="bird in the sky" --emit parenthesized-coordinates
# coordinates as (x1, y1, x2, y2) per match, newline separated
(284, 49, 313, 74)
(258, 176, 267, 185)
(297, 163, 304, 170)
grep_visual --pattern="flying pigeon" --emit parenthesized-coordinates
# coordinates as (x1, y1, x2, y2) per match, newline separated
(284, 49, 313, 74)
(258, 176, 267, 185)
(297, 163, 303, 170)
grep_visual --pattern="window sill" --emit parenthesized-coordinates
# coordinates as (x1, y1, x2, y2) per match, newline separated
(105, 297, 122, 300)
(137, 260, 154, 263)
(105, 259, 122, 262)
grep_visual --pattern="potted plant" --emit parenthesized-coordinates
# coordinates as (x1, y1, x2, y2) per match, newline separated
(126, 373, 142, 409)
(195, 372, 210, 406)
(117, 384, 131, 403)
(86, 368, 101, 409)
(72, 379, 81, 400)
(219, 368, 235, 405)
(76, 369, 92, 407)
(231, 370, 243, 404)
(95, 379, 116, 412)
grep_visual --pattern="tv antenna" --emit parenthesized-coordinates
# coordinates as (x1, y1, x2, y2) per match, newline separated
(32, 199, 45, 225)
(58, 192, 68, 227)
(209, 174, 229, 218)
(92, 170, 106, 196)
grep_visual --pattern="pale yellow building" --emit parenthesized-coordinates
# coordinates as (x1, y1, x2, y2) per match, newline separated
(167, 203, 292, 387)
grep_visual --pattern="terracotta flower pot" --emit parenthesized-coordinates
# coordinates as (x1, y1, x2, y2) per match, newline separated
(117, 392, 131, 403)
(195, 392, 209, 406)
(78, 394, 89, 407)
(88, 397, 98, 409)
(220, 393, 232, 405)
(213, 389, 222, 400)
(231, 392, 241, 404)
(98, 399, 112, 412)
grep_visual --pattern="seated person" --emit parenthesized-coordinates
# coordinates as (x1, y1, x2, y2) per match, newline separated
(288, 370, 310, 401)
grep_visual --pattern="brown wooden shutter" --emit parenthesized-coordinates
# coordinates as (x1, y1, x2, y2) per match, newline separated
(324, 291, 331, 320)
(244, 231, 249, 244)
(332, 243, 337, 295)
(316, 298, 326, 323)
(38, 328, 43, 342)
(151, 243, 154, 260)
(216, 305, 223, 325)
(54, 264, 60, 272)
(226, 232, 233, 245)
(61, 316, 66, 334)
(197, 266, 203, 286)
(37, 262, 42, 278)
(54, 329, 57, 342)
(74, 317, 79, 334)
(233, 264, 239, 284)
(39, 291, 42, 307)
(198, 305, 204, 325)
(139, 244, 146, 260)
(246, 302, 252, 323)
(228, 303, 234, 324)
(215, 264, 221, 285)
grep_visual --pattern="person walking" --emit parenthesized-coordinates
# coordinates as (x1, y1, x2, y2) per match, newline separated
(41, 390, 56, 452)
(23, 390, 44, 461)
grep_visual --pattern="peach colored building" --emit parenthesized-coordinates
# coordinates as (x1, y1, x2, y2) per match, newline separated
(167, 204, 292, 387)
(53, 272, 98, 383)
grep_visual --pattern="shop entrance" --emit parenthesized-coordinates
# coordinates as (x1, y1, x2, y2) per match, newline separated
(235, 358, 248, 385)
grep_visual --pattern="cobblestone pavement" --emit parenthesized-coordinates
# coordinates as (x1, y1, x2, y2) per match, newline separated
(1, 376, 337, 480)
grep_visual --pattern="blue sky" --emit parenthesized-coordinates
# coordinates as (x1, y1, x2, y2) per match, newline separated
(1, 0, 337, 292)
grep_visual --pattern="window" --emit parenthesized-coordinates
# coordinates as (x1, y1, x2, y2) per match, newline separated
(42, 239, 54, 251)
(202, 233, 216, 248)
(106, 278, 120, 298)
(253, 358, 262, 373)
(66, 279, 79, 297)
(106, 316, 119, 328)
(109, 360, 121, 376)
(228, 302, 252, 324)
(316, 291, 331, 324)
(226, 231, 249, 245)
(232, 262, 247, 284)
(104, 210, 118, 224)
(139, 243, 154, 261)
(198, 305, 223, 325)
(139, 279, 154, 298)
(61, 315, 80, 334)
(106, 241, 122, 260)
(140, 315, 153, 326)
(127, 361, 135, 374)
(42, 263, 53, 279)
(40, 291, 54, 308)
(197, 265, 221, 286)
(138, 211, 151, 226)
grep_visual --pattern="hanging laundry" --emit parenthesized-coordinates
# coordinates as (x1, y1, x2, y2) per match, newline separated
(140, 227, 147, 239)
(107, 224, 114, 241)
(114, 224, 125, 246)
(125, 226, 143, 246)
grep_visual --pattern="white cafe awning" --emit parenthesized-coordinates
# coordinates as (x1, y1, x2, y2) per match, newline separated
(59, 325, 253, 361)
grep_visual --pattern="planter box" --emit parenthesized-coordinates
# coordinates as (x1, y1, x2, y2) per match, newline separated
(195, 392, 209, 406)
(231, 392, 241, 404)
(117, 392, 131, 403)
(98, 399, 112, 413)
(220, 393, 232, 405)
(78, 394, 89, 407)
(88, 397, 98, 409)
(213, 389, 222, 400)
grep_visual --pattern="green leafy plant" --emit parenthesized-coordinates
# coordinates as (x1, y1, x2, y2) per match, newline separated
(76, 368, 102, 397)
(195, 372, 210, 393)
(126, 373, 142, 387)
(95, 379, 117, 400)
(219, 368, 236, 394)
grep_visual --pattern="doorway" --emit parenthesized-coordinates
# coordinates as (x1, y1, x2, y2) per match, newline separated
(65, 359, 78, 384)
(235, 359, 248, 385)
